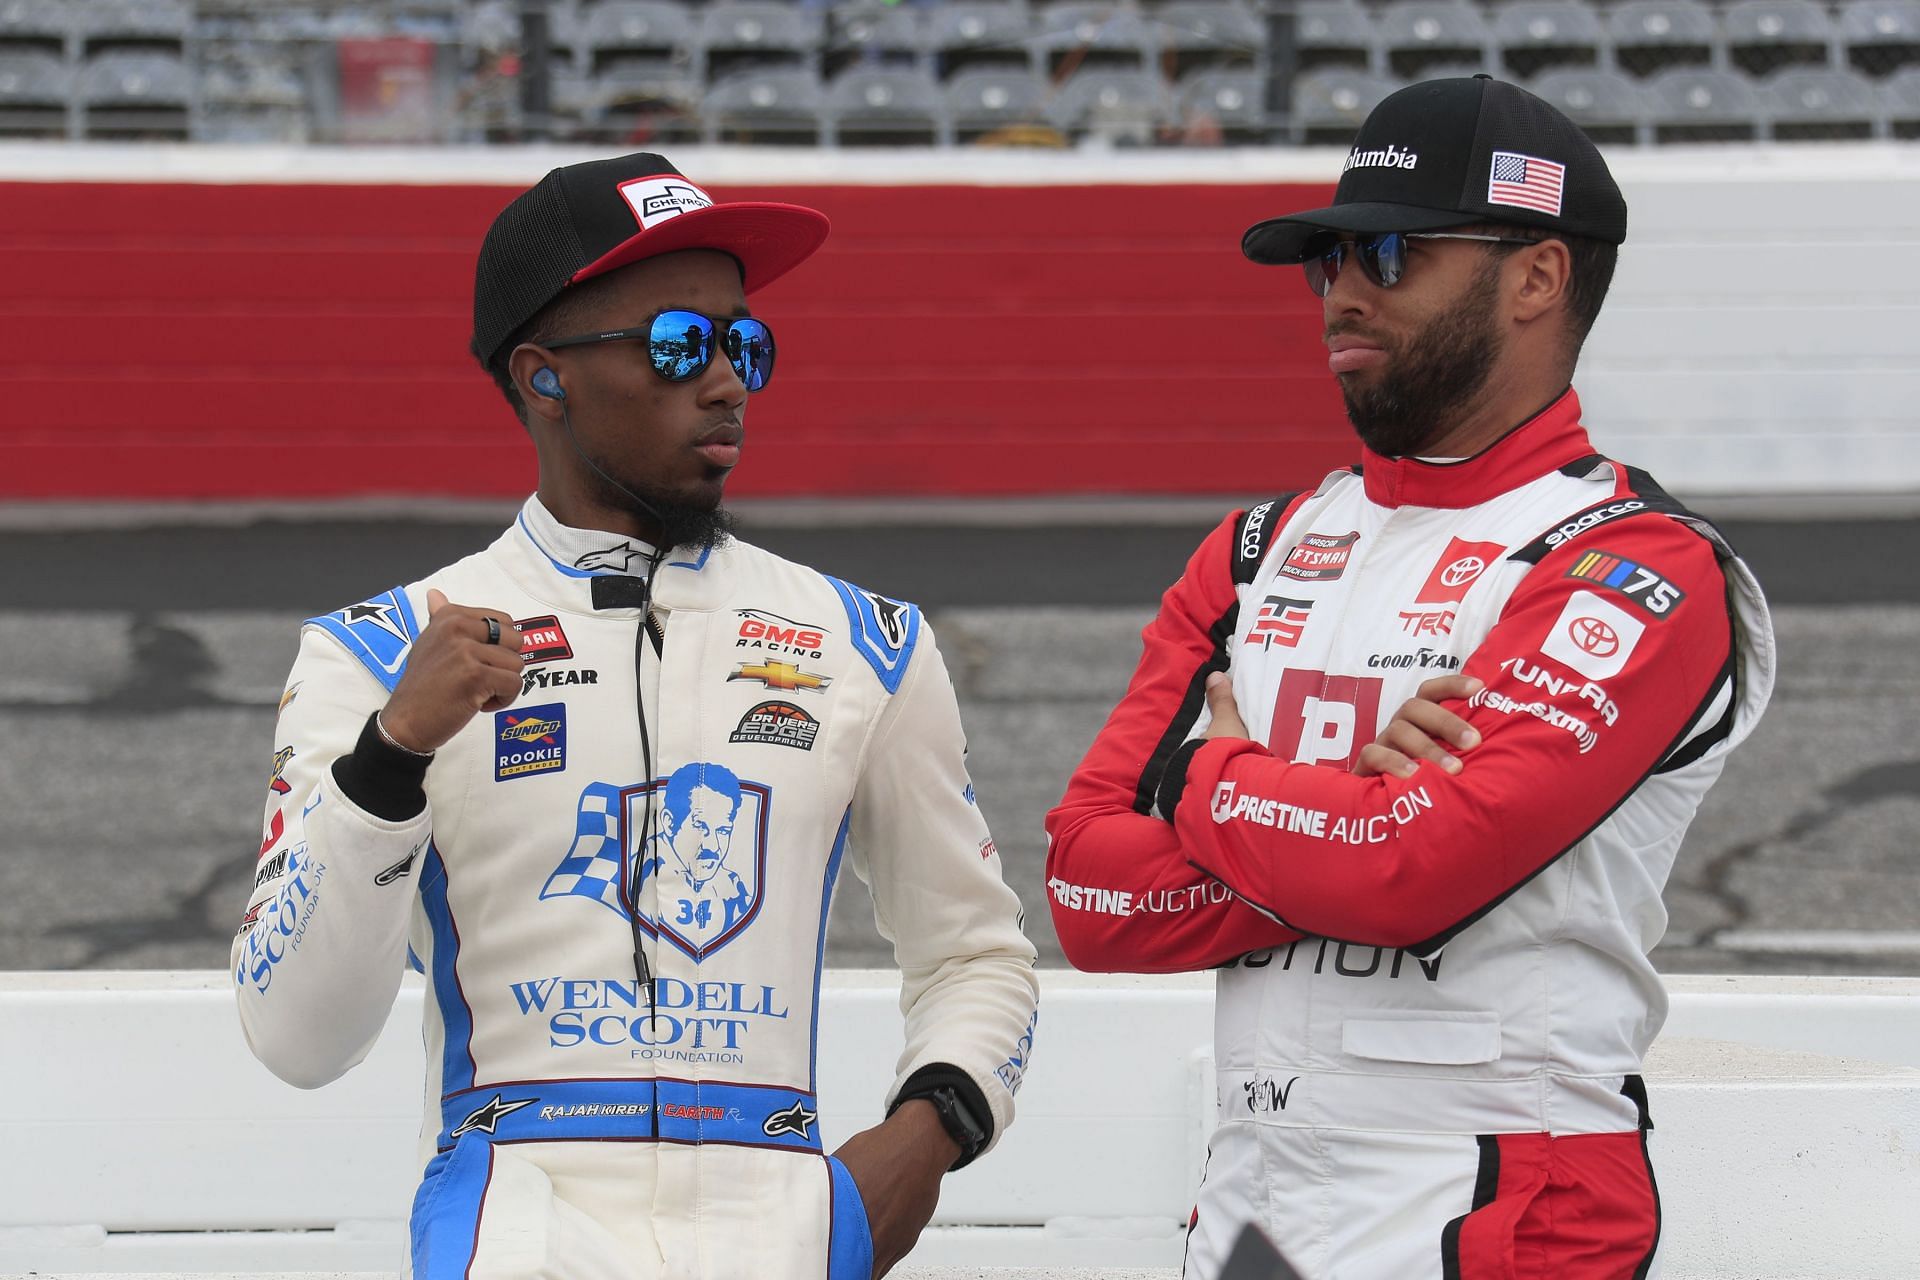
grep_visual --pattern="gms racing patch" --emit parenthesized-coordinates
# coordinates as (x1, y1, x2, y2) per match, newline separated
(729, 701, 820, 751)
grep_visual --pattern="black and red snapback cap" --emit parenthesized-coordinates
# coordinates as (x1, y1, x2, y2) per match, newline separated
(1242, 75, 1627, 265)
(471, 152, 830, 368)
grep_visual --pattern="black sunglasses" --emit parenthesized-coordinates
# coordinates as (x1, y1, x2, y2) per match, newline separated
(544, 309, 777, 392)
(1303, 231, 1539, 298)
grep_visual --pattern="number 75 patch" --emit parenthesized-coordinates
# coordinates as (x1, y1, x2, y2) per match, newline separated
(1564, 550, 1687, 617)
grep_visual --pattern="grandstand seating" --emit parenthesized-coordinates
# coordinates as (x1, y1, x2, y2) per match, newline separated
(0, 1, 1914, 146)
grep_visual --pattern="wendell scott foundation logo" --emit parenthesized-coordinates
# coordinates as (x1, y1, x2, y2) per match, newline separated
(1344, 143, 1419, 173)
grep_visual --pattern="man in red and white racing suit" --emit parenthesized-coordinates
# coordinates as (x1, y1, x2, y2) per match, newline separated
(1046, 78, 1774, 1280)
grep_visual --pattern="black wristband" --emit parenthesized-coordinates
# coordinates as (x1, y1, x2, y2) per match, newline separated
(890, 1063, 993, 1170)
(1154, 737, 1207, 824)
(331, 711, 431, 822)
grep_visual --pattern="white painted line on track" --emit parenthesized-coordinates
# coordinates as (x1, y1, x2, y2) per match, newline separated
(1715, 931, 1920, 956)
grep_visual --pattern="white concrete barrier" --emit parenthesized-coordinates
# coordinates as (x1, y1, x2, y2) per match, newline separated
(2, 971, 1917, 1277)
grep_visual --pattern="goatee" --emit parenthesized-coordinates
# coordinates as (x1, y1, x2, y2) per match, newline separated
(589, 472, 736, 552)
(1335, 257, 1504, 458)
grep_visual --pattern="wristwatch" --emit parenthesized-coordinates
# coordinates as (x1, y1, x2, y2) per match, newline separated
(897, 1084, 987, 1168)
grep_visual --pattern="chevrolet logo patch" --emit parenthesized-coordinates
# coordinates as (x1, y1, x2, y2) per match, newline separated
(729, 660, 831, 693)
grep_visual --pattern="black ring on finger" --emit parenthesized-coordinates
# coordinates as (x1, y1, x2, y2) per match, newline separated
(484, 617, 501, 646)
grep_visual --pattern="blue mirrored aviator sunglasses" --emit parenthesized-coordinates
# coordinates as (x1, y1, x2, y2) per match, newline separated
(544, 309, 777, 392)
(1302, 231, 1538, 298)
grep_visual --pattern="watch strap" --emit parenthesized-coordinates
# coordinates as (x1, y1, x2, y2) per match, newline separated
(889, 1062, 993, 1169)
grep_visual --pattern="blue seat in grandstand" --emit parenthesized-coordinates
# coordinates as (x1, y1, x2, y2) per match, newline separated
(1290, 67, 1402, 143)
(1722, 0, 1837, 77)
(943, 64, 1049, 140)
(0, 0, 69, 58)
(1156, 3, 1263, 76)
(583, 3, 702, 77)
(1034, 4, 1160, 74)
(1177, 66, 1266, 142)
(1607, 0, 1717, 78)
(826, 65, 943, 144)
(701, 66, 827, 143)
(1378, 2, 1494, 79)
(1527, 66, 1644, 144)
(826, 4, 927, 75)
(1839, 0, 1920, 78)
(1885, 64, 1920, 135)
(0, 49, 70, 136)
(927, 2, 1034, 75)
(79, 50, 191, 138)
(75, 0, 189, 55)
(1761, 66, 1884, 138)
(701, 2, 825, 78)
(1492, 2, 1606, 79)
(1048, 66, 1176, 142)
(1295, 2, 1375, 72)
(1647, 66, 1764, 142)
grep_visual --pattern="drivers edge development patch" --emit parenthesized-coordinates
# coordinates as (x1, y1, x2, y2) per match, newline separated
(729, 701, 821, 751)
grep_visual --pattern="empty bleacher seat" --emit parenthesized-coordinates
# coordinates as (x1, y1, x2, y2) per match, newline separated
(583, 3, 702, 76)
(1379, 2, 1493, 79)
(826, 64, 943, 144)
(1492, 1, 1606, 79)
(1839, 0, 1920, 78)
(1177, 66, 1265, 141)
(1048, 65, 1176, 142)
(1647, 65, 1764, 142)
(1295, 1, 1374, 72)
(826, 4, 926, 76)
(1034, 4, 1160, 74)
(701, 65, 826, 143)
(1608, 0, 1717, 77)
(927, 2, 1033, 76)
(75, 0, 190, 55)
(1722, 0, 1837, 77)
(79, 50, 190, 138)
(700, 3, 824, 79)
(1291, 66, 1402, 143)
(1884, 63, 1920, 135)
(1527, 66, 1644, 144)
(944, 64, 1050, 140)
(1156, 3, 1263, 76)
(1761, 65, 1883, 139)
(0, 0, 69, 58)
(0, 47, 68, 136)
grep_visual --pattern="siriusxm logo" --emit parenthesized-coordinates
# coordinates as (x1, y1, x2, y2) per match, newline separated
(1343, 143, 1419, 173)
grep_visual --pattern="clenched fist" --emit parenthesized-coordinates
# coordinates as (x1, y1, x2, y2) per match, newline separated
(379, 589, 524, 753)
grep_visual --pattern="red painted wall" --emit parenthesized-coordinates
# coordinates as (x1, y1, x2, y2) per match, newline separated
(0, 179, 1351, 499)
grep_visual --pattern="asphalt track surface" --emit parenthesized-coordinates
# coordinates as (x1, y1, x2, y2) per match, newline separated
(2, 501, 1917, 978)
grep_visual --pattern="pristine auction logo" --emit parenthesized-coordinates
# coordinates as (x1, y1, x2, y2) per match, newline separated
(1344, 143, 1419, 172)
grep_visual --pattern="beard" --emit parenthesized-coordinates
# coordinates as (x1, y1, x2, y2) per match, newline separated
(587, 469, 737, 553)
(1334, 256, 1504, 458)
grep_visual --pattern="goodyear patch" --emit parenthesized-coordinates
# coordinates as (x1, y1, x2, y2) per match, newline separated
(496, 703, 568, 781)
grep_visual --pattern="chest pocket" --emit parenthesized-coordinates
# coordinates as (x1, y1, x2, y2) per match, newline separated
(1342, 1010, 1502, 1066)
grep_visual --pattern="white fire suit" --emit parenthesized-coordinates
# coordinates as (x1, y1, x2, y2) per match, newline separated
(1047, 392, 1774, 1279)
(235, 496, 1040, 1280)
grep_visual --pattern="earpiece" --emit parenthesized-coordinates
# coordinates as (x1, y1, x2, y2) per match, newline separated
(531, 368, 565, 401)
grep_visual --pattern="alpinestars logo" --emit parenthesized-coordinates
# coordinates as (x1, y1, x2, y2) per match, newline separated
(1344, 143, 1419, 173)
(762, 1099, 817, 1140)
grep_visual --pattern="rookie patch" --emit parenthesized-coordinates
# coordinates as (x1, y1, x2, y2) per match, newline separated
(497, 703, 568, 781)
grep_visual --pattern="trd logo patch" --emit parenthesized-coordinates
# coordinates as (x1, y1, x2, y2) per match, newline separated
(1277, 531, 1361, 582)
(729, 701, 820, 751)
(496, 703, 568, 781)
(515, 615, 573, 665)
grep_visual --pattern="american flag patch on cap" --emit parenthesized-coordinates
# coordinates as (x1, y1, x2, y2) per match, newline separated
(1488, 151, 1565, 216)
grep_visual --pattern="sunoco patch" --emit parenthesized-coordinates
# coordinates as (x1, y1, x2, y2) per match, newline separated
(496, 703, 568, 781)
(729, 701, 820, 751)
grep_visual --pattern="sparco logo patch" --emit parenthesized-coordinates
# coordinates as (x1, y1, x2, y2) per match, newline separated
(515, 615, 573, 665)
(1239, 501, 1274, 563)
(1545, 500, 1646, 549)
(729, 701, 820, 751)
(1278, 531, 1361, 582)
(1343, 143, 1418, 172)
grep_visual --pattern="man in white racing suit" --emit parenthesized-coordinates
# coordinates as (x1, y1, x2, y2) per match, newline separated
(234, 153, 1040, 1280)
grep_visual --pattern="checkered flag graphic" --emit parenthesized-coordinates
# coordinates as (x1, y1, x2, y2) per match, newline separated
(540, 782, 629, 915)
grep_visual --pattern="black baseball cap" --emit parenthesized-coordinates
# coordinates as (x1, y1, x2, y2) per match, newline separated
(1242, 75, 1627, 265)
(471, 152, 830, 369)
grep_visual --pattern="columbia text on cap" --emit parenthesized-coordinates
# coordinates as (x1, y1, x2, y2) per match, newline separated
(1242, 76, 1627, 266)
